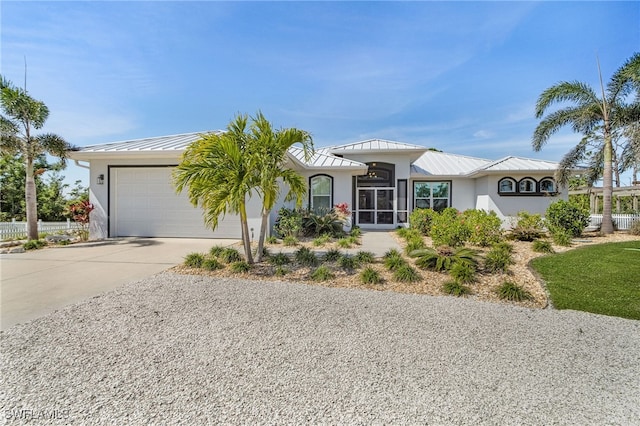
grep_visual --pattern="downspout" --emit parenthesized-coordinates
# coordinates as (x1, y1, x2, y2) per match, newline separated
(74, 160, 90, 169)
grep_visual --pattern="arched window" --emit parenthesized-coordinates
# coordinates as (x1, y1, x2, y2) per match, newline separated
(539, 177, 556, 193)
(309, 175, 332, 212)
(519, 178, 536, 193)
(498, 178, 516, 193)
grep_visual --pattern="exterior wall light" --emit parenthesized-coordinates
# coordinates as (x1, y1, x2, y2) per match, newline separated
(97, 174, 105, 185)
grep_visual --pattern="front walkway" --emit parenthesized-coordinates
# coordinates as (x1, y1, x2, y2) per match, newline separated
(353, 230, 403, 257)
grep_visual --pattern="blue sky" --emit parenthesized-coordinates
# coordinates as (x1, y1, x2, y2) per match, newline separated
(2, 1, 639, 187)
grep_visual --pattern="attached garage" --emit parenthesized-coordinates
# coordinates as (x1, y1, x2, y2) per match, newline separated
(109, 166, 242, 238)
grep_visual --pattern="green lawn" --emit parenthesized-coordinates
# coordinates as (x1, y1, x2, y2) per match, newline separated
(530, 241, 640, 320)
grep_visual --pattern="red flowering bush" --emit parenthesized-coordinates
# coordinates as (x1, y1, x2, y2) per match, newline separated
(67, 200, 94, 241)
(334, 202, 351, 218)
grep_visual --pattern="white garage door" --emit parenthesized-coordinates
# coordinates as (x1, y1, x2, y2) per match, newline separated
(110, 167, 242, 238)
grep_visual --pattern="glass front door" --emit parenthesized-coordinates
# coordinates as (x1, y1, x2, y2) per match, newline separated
(357, 188, 395, 226)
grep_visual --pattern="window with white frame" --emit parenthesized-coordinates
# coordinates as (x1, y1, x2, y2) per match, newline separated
(310, 175, 332, 212)
(519, 178, 536, 193)
(539, 178, 556, 193)
(414, 181, 450, 212)
(498, 178, 516, 193)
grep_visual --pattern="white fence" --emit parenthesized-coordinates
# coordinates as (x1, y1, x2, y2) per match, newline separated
(0, 219, 82, 240)
(588, 214, 640, 231)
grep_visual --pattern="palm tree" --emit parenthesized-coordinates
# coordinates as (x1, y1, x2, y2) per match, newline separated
(533, 53, 640, 234)
(0, 76, 73, 240)
(173, 115, 256, 263)
(250, 112, 313, 262)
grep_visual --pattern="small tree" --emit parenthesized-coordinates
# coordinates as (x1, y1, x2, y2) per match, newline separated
(67, 199, 94, 241)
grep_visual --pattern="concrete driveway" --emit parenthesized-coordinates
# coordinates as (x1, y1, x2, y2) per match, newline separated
(0, 238, 238, 330)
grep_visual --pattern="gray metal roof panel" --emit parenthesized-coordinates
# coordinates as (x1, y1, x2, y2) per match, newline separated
(329, 139, 428, 153)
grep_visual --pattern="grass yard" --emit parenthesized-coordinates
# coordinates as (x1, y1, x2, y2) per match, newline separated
(531, 241, 640, 320)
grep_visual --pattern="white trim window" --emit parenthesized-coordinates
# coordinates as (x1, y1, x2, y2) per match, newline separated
(519, 178, 536, 193)
(499, 178, 516, 193)
(310, 175, 332, 212)
(540, 178, 556, 193)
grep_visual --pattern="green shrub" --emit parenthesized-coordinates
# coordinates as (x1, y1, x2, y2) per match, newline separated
(532, 239, 554, 254)
(449, 261, 476, 283)
(383, 248, 402, 259)
(349, 226, 362, 237)
(442, 280, 472, 297)
(411, 246, 478, 273)
(397, 228, 422, 241)
(266, 236, 279, 244)
(323, 248, 342, 262)
(546, 200, 590, 238)
(509, 211, 545, 241)
(202, 257, 223, 271)
(393, 265, 421, 283)
(303, 211, 344, 237)
(312, 234, 331, 247)
(282, 235, 299, 247)
(404, 236, 426, 254)
(338, 255, 359, 271)
(496, 281, 533, 302)
(409, 208, 438, 235)
(355, 251, 375, 264)
(209, 245, 225, 257)
(430, 208, 470, 247)
(220, 248, 243, 263)
(396, 227, 411, 239)
(311, 265, 334, 281)
(463, 209, 503, 246)
(383, 249, 406, 271)
(337, 237, 352, 248)
(347, 235, 360, 245)
(283, 236, 299, 246)
(269, 252, 290, 266)
(274, 266, 288, 277)
(551, 228, 573, 247)
(360, 267, 383, 284)
(23, 239, 46, 250)
(484, 246, 513, 273)
(294, 246, 318, 267)
(230, 261, 251, 273)
(58, 239, 71, 246)
(492, 241, 514, 254)
(630, 220, 640, 236)
(184, 252, 205, 268)
(274, 208, 303, 238)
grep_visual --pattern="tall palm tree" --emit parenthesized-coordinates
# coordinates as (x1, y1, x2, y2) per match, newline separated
(250, 112, 313, 262)
(0, 76, 73, 240)
(173, 115, 255, 263)
(533, 53, 640, 234)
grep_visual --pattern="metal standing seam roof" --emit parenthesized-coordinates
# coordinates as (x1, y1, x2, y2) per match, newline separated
(329, 139, 428, 153)
(411, 151, 492, 176)
(478, 156, 561, 172)
(288, 146, 368, 170)
(72, 131, 367, 170)
(73, 131, 219, 153)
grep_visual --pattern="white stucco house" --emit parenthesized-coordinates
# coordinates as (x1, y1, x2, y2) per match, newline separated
(69, 131, 567, 240)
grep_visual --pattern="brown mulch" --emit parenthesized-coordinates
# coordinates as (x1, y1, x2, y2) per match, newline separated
(172, 231, 640, 310)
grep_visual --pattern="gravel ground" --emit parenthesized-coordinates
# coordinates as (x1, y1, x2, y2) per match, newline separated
(1, 272, 639, 425)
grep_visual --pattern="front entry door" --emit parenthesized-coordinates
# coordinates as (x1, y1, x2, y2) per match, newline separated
(357, 188, 394, 226)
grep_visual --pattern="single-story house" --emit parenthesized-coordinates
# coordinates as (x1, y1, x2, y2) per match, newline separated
(69, 131, 567, 240)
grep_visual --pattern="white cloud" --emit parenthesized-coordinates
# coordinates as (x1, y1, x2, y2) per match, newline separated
(473, 130, 494, 139)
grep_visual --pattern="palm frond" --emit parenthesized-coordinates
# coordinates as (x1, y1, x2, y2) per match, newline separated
(535, 81, 600, 118)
